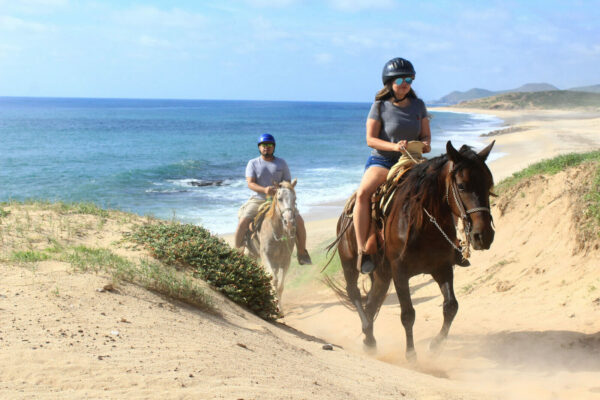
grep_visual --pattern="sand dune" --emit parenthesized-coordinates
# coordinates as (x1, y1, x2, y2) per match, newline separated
(2, 108, 600, 399)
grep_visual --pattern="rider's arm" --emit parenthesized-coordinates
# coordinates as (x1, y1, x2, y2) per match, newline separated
(247, 177, 276, 197)
(366, 118, 406, 152)
(419, 117, 432, 154)
(281, 161, 291, 182)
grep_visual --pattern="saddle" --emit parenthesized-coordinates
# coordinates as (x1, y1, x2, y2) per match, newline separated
(344, 141, 426, 248)
(248, 198, 273, 238)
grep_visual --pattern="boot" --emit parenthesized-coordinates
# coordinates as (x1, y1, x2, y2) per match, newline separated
(454, 246, 470, 267)
(356, 251, 375, 274)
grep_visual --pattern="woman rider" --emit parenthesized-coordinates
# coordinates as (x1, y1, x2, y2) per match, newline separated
(354, 57, 431, 274)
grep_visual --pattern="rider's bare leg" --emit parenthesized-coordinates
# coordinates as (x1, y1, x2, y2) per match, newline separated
(234, 217, 252, 249)
(354, 166, 388, 273)
(354, 166, 388, 252)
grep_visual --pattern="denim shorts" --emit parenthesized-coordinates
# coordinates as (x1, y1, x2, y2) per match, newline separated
(364, 155, 398, 170)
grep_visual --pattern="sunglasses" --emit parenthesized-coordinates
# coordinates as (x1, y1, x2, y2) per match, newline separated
(260, 143, 274, 147)
(395, 77, 414, 85)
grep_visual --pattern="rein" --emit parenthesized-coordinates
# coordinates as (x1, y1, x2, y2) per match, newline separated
(425, 161, 491, 259)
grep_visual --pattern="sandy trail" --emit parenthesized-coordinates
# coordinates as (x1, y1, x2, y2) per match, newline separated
(2, 107, 599, 399)
(279, 109, 600, 399)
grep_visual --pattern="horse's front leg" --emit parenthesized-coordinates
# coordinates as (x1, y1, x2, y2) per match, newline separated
(276, 257, 291, 303)
(430, 265, 458, 354)
(260, 244, 280, 300)
(393, 271, 417, 361)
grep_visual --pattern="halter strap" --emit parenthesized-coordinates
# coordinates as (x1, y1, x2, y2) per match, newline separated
(445, 162, 491, 220)
(271, 188, 297, 242)
(433, 161, 493, 260)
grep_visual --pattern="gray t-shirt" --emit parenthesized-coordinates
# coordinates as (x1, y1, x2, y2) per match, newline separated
(367, 98, 428, 159)
(245, 156, 292, 199)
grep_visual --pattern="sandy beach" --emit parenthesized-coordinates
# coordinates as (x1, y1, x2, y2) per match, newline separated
(2, 106, 600, 399)
(290, 106, 600, 247)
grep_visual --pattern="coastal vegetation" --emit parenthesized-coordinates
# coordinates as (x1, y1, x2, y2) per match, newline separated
(129, 222, 279, 320)
(3, 151, 599, 322)
(0, 201, 279, 320)
(455, 90, 600, 109)
(495, 150, 600, 240)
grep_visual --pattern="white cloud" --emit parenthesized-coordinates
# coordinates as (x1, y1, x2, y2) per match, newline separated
(138, 35, 173, 49)
(569, 43, 600, 57)
(0, 0, 67, 14)
(0, 15, 48, 31)
(113, 6, 206, 29)
(328, 0, 396, 12)
(314, 53, 333, 64)
(249, 16, 293, 41)
(243, 0, 298, 7)
(0, 43, 21, 58)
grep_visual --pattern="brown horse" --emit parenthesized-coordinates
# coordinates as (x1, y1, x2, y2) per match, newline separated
(328, 141, 495, 360)
(246, 179, 297, 303)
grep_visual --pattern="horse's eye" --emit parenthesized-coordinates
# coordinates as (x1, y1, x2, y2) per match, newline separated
(457, 183, 466, 191)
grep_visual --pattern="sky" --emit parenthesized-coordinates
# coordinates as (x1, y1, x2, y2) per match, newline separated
(1, 0, 599, 102)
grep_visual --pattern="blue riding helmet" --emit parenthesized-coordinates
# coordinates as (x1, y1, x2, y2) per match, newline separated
(258, 133, 276, 145)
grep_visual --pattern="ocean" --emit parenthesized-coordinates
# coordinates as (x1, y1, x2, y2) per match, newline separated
(0, 97, 503, 234)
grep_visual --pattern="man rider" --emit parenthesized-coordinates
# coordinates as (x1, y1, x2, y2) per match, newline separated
(234, 133, 312, 265)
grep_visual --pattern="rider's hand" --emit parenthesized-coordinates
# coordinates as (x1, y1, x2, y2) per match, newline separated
(265, 186, 276, 197)
(422, 142, 431, 153)
(395, 140, 408, 152)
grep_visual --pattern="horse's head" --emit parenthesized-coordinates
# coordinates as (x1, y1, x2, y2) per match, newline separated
(273, 179, 298, 237)
(446, 141, 495, 250)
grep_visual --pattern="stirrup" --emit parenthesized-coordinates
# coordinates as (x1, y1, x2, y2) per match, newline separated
(357, 251, 375, 274)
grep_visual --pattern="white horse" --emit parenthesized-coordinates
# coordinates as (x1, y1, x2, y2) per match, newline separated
(247, 179, 297, 303)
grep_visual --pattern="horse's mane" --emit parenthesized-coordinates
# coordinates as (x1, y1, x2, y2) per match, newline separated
(395, 145, 493, 237)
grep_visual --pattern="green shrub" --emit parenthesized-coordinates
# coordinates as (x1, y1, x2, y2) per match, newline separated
(497, 151, 600, 192)
(130, 222, 279, 320)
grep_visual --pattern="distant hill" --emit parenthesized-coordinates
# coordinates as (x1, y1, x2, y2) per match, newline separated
(436, 88, 496, 105)
(567, 84, 600, 93)
(508, 83, 559, 93)
(453, 90, 600, 110)
(433, 82, 559, 105)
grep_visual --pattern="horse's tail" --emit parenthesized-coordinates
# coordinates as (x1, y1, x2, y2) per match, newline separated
(321, 213, 353, 273)
(321, 275, 356, 310)
(322, 274, 371, 312)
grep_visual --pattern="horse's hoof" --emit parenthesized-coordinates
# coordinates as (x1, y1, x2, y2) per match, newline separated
(363, 336, 377, 348)
(363, 339, 377, 354)
(406, 349, 418, 363)
(429, 336, 446, 355)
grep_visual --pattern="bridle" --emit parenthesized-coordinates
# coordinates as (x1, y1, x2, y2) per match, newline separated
(424, 161, 492, 258)
(271, 188, 297, 243)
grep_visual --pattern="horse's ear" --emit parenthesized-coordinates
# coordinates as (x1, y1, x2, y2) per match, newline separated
(291, 178, 297, 188)
(446, 141, 461, 163)
(273, 180, 279, 188)
(477, 140, 495, 162)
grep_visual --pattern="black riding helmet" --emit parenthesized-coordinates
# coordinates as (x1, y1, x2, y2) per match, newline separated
(382, 57, 416, 84)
